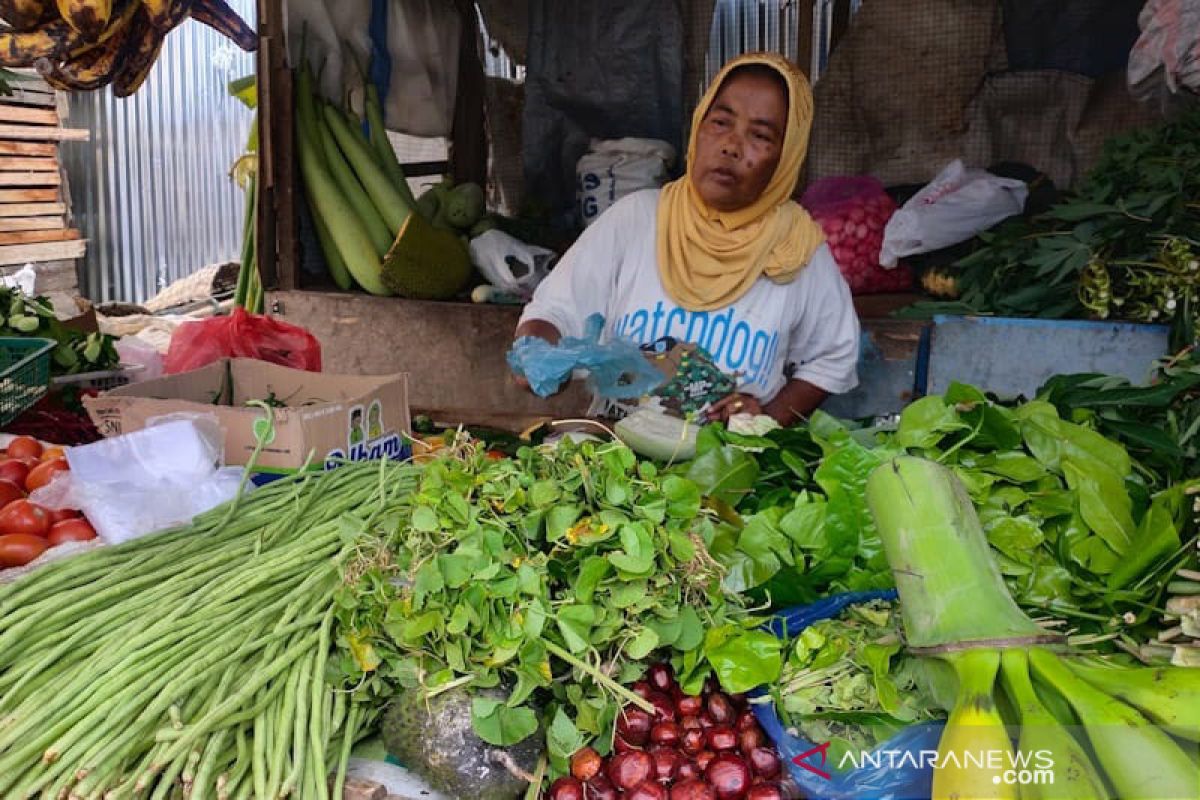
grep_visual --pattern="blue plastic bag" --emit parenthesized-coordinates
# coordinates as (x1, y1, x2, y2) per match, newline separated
(755, 590, 945, 800)
(507, 314, 664, 399)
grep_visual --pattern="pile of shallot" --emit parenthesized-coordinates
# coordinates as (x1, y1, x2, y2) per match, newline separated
(802, 176, 913, 294)
(545, 665, 792, 800)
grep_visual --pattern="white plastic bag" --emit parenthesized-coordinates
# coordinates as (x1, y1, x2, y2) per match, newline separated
(31, 416, 247, 544)
(284, 0, 347, 103)
(468, 229, 556, 297)
(1128, 0, 1200, 101)
(385, 0, 461, 137)
(576, 138, 677, 227)
(114, 337, 163, 383)
(1, 264, 36, 295)
(879, 160, 1028, 267)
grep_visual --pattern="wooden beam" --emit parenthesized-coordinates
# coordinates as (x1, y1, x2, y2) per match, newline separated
(0, 105, 60, 126)
(6, 71, 56, 93)
(1, 88, 57, 108)
(0, 202, 66, 217)
(0, 238, 85, 266)
(0, 156, 57, 171)
(0, 228, 80, 245)
(0, 188, 58, 202)
(797, 0, 816, 78)
(258, 0, 292, 291)
(830, 0, 853, 55)
(0, 216, 64, 231)
(0, 141, 56, 157)
(451, 0, 487, 187)
(0, 124, 88, 142)
(0, 171, 60, 186)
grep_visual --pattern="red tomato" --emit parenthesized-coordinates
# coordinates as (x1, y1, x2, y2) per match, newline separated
(47, 518, 96, 546)
(0, 459, 29, 488)
(0, 479, 25, 509)
(486, 449, 506, 460)
(25, 458, 68, 493)
(0, 533, 47, 568)
(40, 447, 66, 463)
(46, 507, 81, 524)
(5, 436, 42, 461)
(0, 500, 51, 538)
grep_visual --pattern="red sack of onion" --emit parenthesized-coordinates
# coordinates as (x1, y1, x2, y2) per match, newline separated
(799, 176, 914, 295)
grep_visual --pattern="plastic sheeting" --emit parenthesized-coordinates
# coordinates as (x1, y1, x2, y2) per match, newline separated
(284, 0, 459, 138)
(1001, 0, 1144, 79)
(522, 0, 685, 217)
(1129, 0, 1200, 101)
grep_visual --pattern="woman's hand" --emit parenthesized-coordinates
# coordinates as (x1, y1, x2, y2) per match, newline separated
(511, 319, 563, 394)
(704, 393, 763, 423)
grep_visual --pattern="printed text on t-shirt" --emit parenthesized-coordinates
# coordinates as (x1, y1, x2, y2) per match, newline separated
(612, 302, 781, 389)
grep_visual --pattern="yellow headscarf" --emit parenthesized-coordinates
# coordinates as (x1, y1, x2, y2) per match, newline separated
(657, 52, 824, 312)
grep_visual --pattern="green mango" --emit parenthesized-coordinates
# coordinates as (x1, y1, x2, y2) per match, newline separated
(11, 315, 39, 333)
(53, 345, 78, 368)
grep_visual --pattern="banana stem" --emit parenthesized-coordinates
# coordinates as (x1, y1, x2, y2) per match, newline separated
(541, 640, 653, 713)
(235, 174, 257, 310)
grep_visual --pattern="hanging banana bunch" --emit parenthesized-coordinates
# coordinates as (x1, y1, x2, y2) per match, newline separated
(0, 0, 257, 97)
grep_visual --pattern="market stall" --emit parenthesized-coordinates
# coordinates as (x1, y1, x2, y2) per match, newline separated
(0, 0, 1197, 799)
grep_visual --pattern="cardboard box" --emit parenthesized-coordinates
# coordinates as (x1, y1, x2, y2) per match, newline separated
(82, 358, 410, 473)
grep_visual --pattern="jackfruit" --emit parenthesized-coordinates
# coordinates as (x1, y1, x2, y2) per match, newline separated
(380, 211, 473, 300)
(380, 685, 543, 800)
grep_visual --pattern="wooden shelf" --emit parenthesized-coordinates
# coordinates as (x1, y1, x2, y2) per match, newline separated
(0, 80, 86, 281)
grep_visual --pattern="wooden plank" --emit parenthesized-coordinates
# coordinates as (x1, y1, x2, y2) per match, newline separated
(451, 0, 487, 187)
(0, 202, 65, 217)
(7, 71, 55, 93)
(0, 188, 58, 202)
(0, 259, 79, 293)
(258, 0, 289, 291)
(0, 228, 80, 245)
(0, 239, 84, 266)
(0, 105, 59, 126)
(0, 216, 64, 231)
(0, 124, 88, 142)
(797, 0, 816, 77)
(0, 171, 61, 186)
(0, 141, 56, 157)
(0, 87, 57, 108)
(0, 156, 57, 171)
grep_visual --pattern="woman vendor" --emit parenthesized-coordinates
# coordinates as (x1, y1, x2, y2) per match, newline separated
(512, 52, 860, 427)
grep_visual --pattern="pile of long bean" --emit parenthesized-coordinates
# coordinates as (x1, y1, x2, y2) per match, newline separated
(0, 460, 418, 799)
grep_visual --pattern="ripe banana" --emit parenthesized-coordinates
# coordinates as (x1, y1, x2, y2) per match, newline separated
(0, 0, 56, 31)
(1065, 658, 1200, 742)
(1029, 648, 1198, 800)
(189, 0, 255, 51)
(34, 17, 127, 90)
(55, 0, 113, 41)
(999, 650, 1109, 799)
(110, 24, 162, 96)
(932, 649, 1018, 800)
(0, 18, 82, 67)
(139, 0, 173, 29)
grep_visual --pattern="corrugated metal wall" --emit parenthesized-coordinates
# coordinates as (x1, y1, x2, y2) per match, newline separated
(705, 0, 861, 84)
(63, 1, 257, 303)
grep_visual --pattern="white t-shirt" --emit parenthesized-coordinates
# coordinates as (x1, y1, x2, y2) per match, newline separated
(519, 189, 861, 403)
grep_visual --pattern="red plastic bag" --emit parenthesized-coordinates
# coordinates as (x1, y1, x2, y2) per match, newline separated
(800, 176, 914, 294)
(163, 308, 322, 374)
